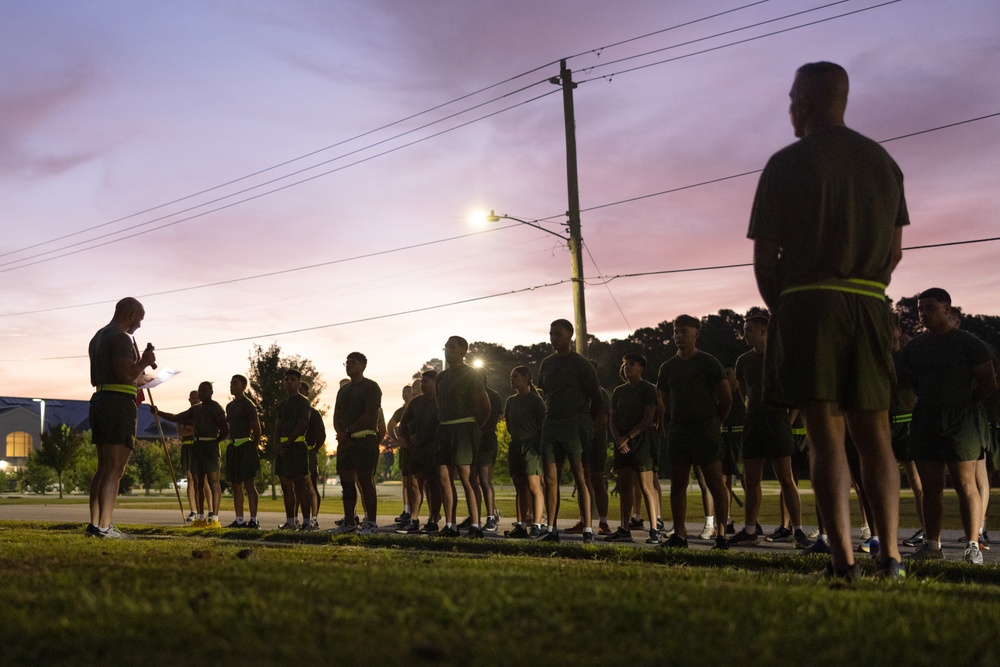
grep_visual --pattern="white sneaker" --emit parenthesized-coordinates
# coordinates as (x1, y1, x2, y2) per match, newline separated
(699, 523, 716, 540)
(807, 528, 820, 539)
(860, 524, 872, 540)
(359, 521, 379, 535)
(95, 524, 129, 540)
(965, 543, 984, 565)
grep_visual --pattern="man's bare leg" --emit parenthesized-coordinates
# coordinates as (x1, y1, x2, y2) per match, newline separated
(91, 444, 132, 529)
(844, 409, 901, 563)
(670, 464, 692, 538)
(801, 401, 855, 571)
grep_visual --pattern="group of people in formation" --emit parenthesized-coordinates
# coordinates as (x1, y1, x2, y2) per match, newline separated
(85, 61, 998, 582)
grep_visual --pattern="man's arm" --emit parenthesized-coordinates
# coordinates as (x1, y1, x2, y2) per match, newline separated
(474, 387, 491, 426)
(753, 238, 781, 313)
(249, 407, 262, 444)
(112, 346, 156, 385)
(972, 360, 998, 403)
(714, 379, 733, 424)
(214, 403, 229, 440)
(889, 226, 903, 274)
(151, 406, 191, 423)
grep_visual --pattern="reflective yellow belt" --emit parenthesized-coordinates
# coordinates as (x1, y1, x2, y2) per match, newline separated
(351, 429, 377, 439)
(440, 417, 476, 426)
(780, 278, 886, 300)
(890, 413, 912, 425)
(96, 383, 137, 396)
(791, 427, 807, 436)
(181, 438, 194, 445)
(723, 425, 744, 433)
(280, 436, 306, 443)
(230, 438, 252, 447)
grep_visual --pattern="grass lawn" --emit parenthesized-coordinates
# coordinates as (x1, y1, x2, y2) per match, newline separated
(1, 521, 998, 666)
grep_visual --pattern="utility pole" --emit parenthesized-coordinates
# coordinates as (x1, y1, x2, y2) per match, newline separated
(553, 59, 588, 357)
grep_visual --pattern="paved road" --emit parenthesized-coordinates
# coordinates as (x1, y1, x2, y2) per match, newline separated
(0, 502, 993, 564)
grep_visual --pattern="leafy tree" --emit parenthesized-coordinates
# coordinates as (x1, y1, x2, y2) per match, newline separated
(36, 424, 86, 498)
(131, 441, 170, 495)
(247, 342, 325, 498)
(21, 450, 55, 494)
(66, 436, 98, 495)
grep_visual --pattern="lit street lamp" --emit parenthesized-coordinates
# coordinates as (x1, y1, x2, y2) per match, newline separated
(485, 210, 589, 356)
(32, 398, 45, 438)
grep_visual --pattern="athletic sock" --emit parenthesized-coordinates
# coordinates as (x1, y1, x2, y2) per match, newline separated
(599, 516, 607, 523)
(583, 527, 593, 534)
(968, 540, 978, 549)
(744, 525, 756, 535)
(705, 516, 715, 528)
(286, 516, 295, 524)
(235, 517, 245, 525)
(403, 504, 410, 513)
(471, 524, 480, 530)
(819, 534, 828, 543)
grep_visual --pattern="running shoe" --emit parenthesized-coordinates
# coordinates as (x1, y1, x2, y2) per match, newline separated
(277, 521, 297, 530)
(858, 536, 879, 555)
(902, 529, 925, 548)
(874, 557, 906, 581)
(807, 528, 821, 539)
(437, 526, 461, 538)
(185, 512, 197, 524)
(725, 521, 736, 536)
(536, 530, 560, 543)
(698, 523, 716, 540)
(563, 521, 585, 535)
(728, 529, 759, 546)
(766, 526, 793, 542)
(860, 524, 872, 540)
(793, 529, 813, 550)
(645, 530, 661, 545)
(965, 543, 984, 565)
(598, 521, 613, 536)
(359, 521, 379, 535)
(467, 526, 485, 539)
(206, 515, 221, 527)
(420, 521, 439, 534)
(756, 523, 764, 536)
(905, 544, 944, 561)
(823, 561, 858, 583)
(85, 523, 101, 537)
(298, 522, 317, 532)
(224, 520, 246, 529)
(191, 518, 208, 528)
(656, 518, 664, 532)
(504, 525, 530, 539)
(806, 538, 831, 554)
(629, 517, 644, 530)
(394, 511, 411, 524)
(395, 519, 421, 534)
(457, 517, 473, 530)
(311, 518, 319, 530)
(328, 523, 357, 535)
(604, 527, 633, 543)
(483, 516, 499, 533)
(712, 535, 729, 550)
(582, 531, 595, 545)
(662, 534, 688, 549)
(93, 524, 130, 540)
(979, 531, 990, 551)
(527, 525, 542, 538)
(245, 519, 261, 530)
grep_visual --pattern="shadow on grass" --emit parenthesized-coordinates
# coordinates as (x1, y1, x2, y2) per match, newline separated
(8, 519, 998, 586)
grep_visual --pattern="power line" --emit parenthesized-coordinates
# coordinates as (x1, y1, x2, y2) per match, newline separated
(5, 111, 997, 317)
(575, 0, 903, 85)
(9, 234, 997, 364)
(2, 4, 779, 264)
(0, 88, 562, 274)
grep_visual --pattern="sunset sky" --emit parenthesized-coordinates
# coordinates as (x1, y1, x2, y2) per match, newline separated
(2, 0, 998, 419)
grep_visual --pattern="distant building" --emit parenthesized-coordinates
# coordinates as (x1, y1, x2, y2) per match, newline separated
(0, 396, 178, 470)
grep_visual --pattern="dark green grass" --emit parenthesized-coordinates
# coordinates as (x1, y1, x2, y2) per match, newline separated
(1, 522, 999, 666)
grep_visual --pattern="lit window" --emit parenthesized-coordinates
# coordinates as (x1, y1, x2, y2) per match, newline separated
(6, 431, 33, 458)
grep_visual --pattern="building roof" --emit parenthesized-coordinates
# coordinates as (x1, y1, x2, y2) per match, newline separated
(0, 396, 178, 440)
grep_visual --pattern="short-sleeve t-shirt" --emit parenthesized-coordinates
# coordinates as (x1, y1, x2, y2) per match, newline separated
(656, 352, 725, 424)
(335, 378, 383, 432)
(901, 329, 992, 406)
(277, 393, 312, 440)
(504, 391, 545, 441)
(747, 126, 909, 289)
(401, 394, 440, 447)
(537, 351, 603, 419)
(436, 365, 482, 422)
(188, 400, 226, 439)
(306, 408, 326, 449)
(735, 350, 775, 415)
(611, 380, 658, 433)
(88, 323, 136, 387)
(226, 396, 258, 440)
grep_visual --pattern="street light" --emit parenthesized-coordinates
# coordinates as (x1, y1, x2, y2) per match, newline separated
(485, 210, 589, 356)
(32, 398, 45, 438)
